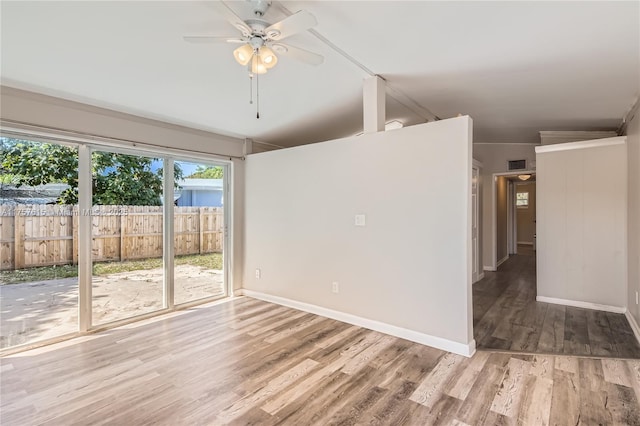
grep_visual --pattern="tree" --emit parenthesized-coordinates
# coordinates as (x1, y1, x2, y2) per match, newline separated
(1, 137, 182, 205)
(187, 165, 224, 179)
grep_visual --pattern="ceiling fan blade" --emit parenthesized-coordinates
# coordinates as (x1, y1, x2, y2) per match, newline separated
(214, 1, 252, 37)
(265, 10, 317, 41)
(271, 43, 324, 66)
(183, 36, 245, 44)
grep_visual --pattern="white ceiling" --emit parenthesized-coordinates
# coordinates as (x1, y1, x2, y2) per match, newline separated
(1, 1, 638, 147)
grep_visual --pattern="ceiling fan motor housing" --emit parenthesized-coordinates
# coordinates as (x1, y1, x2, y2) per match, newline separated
(249, 36, 265, 49)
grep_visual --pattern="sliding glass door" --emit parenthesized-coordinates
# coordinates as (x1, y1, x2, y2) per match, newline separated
(1, 135, 232, 350)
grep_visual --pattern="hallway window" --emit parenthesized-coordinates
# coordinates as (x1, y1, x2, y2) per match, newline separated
(516, 191, 529, 208)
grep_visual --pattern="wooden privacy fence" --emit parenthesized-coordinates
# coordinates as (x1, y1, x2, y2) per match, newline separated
(0, 205, 224, 270)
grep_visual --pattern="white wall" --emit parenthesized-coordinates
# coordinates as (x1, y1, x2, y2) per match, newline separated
(0, 86, 247, 289)
(626, 102, 640, 326)
(473, 143, 537, 269)
(536, 138, 627, 310)
(244, 117, 475, 356)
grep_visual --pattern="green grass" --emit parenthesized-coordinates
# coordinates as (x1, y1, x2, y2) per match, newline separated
(0, 253, 223, 284)
(0, 264, 79, 284)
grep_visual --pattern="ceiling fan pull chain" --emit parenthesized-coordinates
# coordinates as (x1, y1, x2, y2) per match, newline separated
(249, 73, 254, 105)
(256, 66, 260, 119)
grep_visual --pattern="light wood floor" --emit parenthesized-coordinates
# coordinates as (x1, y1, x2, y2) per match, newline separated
(474, 252, 640, 358)
(2, 297, 640, 425)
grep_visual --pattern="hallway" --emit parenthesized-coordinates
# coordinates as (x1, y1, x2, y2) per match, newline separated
(473, 251, 640, 358)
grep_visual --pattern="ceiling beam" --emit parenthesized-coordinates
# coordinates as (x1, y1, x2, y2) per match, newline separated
(363, 75, 385, 133)
(274, 2, 440, 124)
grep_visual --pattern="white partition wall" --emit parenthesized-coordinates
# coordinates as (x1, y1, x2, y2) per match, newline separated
(243, 117, 475, 356)
(536, 137, 628, 312)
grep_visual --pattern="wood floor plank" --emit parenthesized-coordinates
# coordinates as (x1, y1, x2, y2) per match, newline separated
(518, 375, 553, 426)
(456, 361, 506, 425)
(538, 304, 566, 353)
(444, 350, 490, 400)
(217, 358, 319, 423)
(578, 357, 605, 392)
(586, 312, 615, 357)
(489, 357, 531, 418)
(261, 356, 347, 415)
(263, 315, 327, 344)
(554, 356, 578, 375)
(549, 369, 580, 425)
(627, 360, 640, 404)
(245, 310, 308, 336)
(529, 355, 554, 380)
(607, 312, 640, 358)
(481, 410, 516, 426)
(423, 393, 465, 426)
(603, 381, 640, 425)
(313, 324, 361, 349)
(376, 343, 443, 391)
(324, 385, 388, 425)
(409, 352, 464, 408)
(270, 370, 350, 424)
(602, 358, 633, 387)
(353, 380, 417, 425)
(340, 334, 396, 375)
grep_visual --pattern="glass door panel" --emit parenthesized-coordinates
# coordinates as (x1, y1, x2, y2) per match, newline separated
(0, 137, 79, 348)
(91, 151, 165, 325)
(173, 161, 226, 305)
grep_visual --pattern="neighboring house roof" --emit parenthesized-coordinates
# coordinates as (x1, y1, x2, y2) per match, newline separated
(0, 183, 69, 205)
(177, 179, 223, 191)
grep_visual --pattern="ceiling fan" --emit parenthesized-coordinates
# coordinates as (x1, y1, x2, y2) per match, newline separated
(184, 0, 324, 75)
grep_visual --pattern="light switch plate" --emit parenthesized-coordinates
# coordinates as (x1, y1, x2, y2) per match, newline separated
(355, 214, 366, 226)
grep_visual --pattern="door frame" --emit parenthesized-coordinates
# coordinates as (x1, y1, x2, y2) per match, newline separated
(491, 170, 536, 270)
(472, 160, 482, 283)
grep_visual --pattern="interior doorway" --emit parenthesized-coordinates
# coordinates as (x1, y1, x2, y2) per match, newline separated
(494, 172, 536, 265)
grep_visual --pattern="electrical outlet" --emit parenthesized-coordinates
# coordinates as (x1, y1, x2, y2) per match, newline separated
(332, 282, 339, 293)
(354, 214, 366, 227)
(255, 269, 261, 279)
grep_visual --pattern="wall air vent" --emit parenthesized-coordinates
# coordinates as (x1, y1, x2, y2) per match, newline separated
(508, 159, 527, 171)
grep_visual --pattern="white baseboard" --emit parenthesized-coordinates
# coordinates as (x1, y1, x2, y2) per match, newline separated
(241, 289, 476, 357)
(625, 311, 640, 346)
(234, 288, 246, 296)
(517, 241, 533, 245)
(536, 296, 626, 314)
(496, 255, 509, 268)
(483, 266, 496, 272)
(473, 273, 485, 284)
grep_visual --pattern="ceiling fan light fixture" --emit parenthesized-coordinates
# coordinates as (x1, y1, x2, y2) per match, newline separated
(266, 29, 281, 39)
(258, 46, 278, 69)
(250, 55, 268, 74)
(233, 44, 254, 66)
